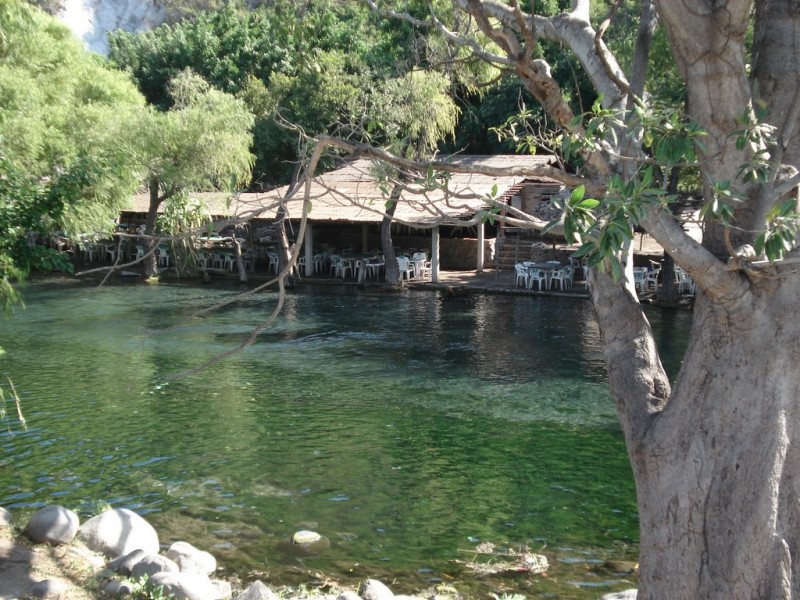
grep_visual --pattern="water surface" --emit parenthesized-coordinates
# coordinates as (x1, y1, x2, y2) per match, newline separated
(0, 279, 692, 598)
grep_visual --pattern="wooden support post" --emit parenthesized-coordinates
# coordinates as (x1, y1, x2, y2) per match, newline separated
(477, 222, 485, 273)
(304, 222, 314, 277)
(431, 226, 440, 283)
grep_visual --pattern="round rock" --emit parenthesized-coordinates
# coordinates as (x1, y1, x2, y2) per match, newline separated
(292, 530, 322, 544)
(26, 506, 80, 545)
(600, 591, 638, 600)
(358, 578, 395, 600)
(78, 508, 159, 557)
(234, 581, 279, 600)
(131, 554, 180, 579)
(108, 548, 148, 575)
(166, 541, 217, 575)
(0, 506, 13, 529)
(27, 579, 68, 599)
(279, 530, 330, 556)
(148, 572, 221, 600)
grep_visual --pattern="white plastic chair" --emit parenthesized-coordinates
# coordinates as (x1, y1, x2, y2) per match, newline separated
(334, 256, 353, 279)
(675, 268, 695, 295)
(563, 265, 574, 287)
(550, 267, 569, 290)
(223, 252, 236, 272)
(527, 268, 548, 291)
(397, 256, 414, 280)
(645, 268, 661, 292)
(418, 260, 432, 280)
(313, 253, 325, 273)
(328, 254, 340, 276)
(633, 267, 647, 293)
(157, 246, 171, 267)
(267, 251, 279, 274)
(514, 263, 529, 287)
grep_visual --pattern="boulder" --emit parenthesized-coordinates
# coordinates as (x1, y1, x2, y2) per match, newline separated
(130, 554, 180, 579)
(166, 540, 217, 575)
(234, 581, 279, 600)
(600, 591, 638, 600)
(336, 591, 362, 600)
(108, 549, 148, 575)
(358, 579, 394, 600)
(104, 579, 135, 597)
(0, 506, 13, 529)
(26, 506, 80, 545)
(292, 530, 322, 544)
(149, 571, 223, 600)
(78, 508, 159, 557)
(211, 579, 232, 599)
(27, 579, 68, 599)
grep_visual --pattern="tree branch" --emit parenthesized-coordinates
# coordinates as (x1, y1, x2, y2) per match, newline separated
(638, 205, 750, 308)
(587, 268, 671, 445)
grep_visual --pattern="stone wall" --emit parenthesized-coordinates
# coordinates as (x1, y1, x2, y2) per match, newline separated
(440, 238, 495, 270)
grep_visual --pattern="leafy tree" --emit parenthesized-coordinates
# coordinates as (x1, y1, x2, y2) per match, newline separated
(0, 0, 145, 308)
(352, 1, 800, 597)
(364, 70, 460, 285)
(128, 70, 254, 278)
(108, 0, 430, 187)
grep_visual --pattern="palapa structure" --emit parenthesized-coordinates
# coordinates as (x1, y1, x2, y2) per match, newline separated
(126, 154, 564, 280)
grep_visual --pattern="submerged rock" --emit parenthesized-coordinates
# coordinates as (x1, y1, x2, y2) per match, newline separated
(279, 530, 330, 556)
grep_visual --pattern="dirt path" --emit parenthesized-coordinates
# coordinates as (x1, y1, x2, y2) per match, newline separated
(0, 528, 103, 600)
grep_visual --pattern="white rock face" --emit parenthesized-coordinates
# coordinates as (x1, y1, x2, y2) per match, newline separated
(57, 0, 165, 54)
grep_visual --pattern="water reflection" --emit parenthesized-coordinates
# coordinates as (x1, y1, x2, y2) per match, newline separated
(0, 280, 691, 597)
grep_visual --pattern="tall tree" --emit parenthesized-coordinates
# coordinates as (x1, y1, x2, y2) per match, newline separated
(367, 70, 460, 285)
(356, 1, 800, 597)
(0, 0, 145, 308)
(108, 0, 403, 187)
(130, 70, 254, 278)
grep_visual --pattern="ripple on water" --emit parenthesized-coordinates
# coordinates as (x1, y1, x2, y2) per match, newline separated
(0, 281, 687, 598)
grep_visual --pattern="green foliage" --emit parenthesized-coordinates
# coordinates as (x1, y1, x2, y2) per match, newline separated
(0, 153, 86, 311)
(129, 576, 174, 600)
(108, 0, 412, 186)
(0, 1, 144, 230)
(368, 69, 460, 159)
(755, 198, 800, 261)
(156, 192, 214, 273)
(133, 70, 255, 197)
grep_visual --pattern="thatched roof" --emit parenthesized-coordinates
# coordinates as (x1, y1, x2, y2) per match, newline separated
(127, 155, 561, 226)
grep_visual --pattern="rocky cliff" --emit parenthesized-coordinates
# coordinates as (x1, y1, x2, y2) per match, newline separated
(57, 0, 164, 54)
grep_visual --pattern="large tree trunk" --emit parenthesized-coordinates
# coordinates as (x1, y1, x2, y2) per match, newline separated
(636, 280, 800, 598)
(591, 259, 800, 599)
(381, 185, 402, 286)
(143, 176, 161, 278)
(752, 0, 800, 171)
(606, 2, 800, 597)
